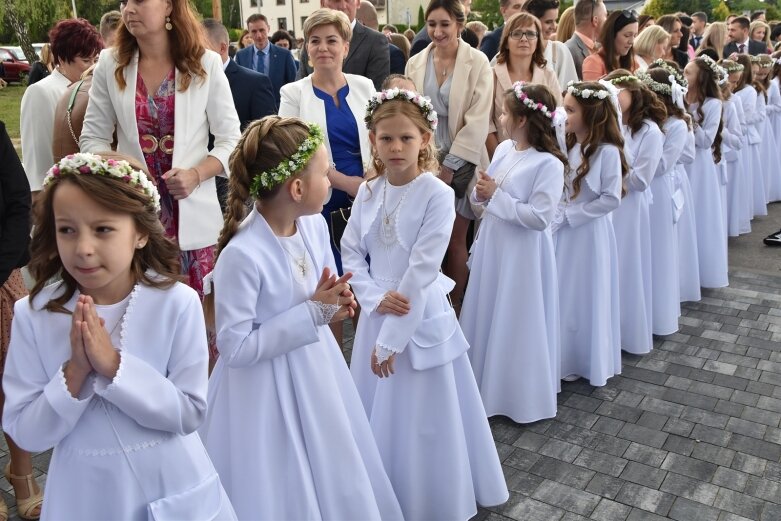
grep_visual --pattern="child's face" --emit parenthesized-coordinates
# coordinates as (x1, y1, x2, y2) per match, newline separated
(298, 145, 331, 214)
(370, 113, 430, 180)
(499, 101, 524, 139)
(756, 67, 769, 80)
(617, 89, 632, 121)
(53, 182, 147, 304)
(563, 92, 585, 137)
(728, 71, 741, 89)
(683, 62, 699, 91)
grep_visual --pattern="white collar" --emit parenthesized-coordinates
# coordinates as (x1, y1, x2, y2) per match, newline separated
(351, 18, 357, 31)
(222, 57, 229, 71)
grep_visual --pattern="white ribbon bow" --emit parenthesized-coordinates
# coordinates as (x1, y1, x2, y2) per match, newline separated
(669, 75, 687, 110)
(550, 107, 568, 153)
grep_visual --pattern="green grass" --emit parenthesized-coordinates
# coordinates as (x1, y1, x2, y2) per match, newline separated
(0, 84, 25, 152)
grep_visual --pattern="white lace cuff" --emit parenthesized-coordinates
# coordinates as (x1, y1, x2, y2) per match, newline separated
(375, 345, 396, 364)
(306, 300, 340, 326)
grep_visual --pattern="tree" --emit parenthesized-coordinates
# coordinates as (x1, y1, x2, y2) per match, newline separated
(712, 0, 730, 21)
(417, 5, 425, 31)
(471, 0, 501, 29)
(0, 0, 70, 59)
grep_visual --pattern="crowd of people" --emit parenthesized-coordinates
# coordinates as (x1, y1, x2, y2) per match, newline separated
(1, 0, 781, 518)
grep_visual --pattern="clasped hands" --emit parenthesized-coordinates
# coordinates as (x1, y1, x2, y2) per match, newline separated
(475, 170, 497, 202)
(67, 295, 121, 394)
(312, 268, 357, 323)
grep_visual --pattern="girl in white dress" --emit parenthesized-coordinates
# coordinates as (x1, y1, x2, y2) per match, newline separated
(771, 52, 781, 151)
(733, 54, 767, 219)
(639, 67, 688, 334)
(683, 56, 729, 289)
(725, 59, 754, 234)
(553, 81, 627, 387)
(720, 59, 749, 237)
(342, 89, 509, 520)
(2, 153, 236, 520)
(604, 70, 666, 351)
(461, 82, 565, 424)
(199, 117, 403, 521)
(753, 55, 781, 203)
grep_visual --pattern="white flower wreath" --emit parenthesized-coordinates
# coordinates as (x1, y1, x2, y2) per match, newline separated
(364, 88, 438, 131)
(566, 81, 611, 100)
(43, 153, 161, 212)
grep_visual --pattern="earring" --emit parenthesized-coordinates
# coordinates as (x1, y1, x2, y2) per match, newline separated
(165, 16, 173, 31)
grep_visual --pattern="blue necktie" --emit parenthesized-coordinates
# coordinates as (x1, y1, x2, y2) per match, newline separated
(257, 49, 266, 74)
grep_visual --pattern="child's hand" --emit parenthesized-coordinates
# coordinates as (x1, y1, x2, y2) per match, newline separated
(69, 297, 93, 376)
(371, 348, 396, 378)
(312, 269, 355, 323)
(80, 296, 121, 380)
(376, 291, 410, 316)
(475, 171, 497, 201)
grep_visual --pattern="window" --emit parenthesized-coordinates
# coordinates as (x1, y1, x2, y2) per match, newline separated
(277, 0, 285, 5)
(301, 16, 308, 29)
(279, 17, 287, 30)
(250, 0, 259, 6)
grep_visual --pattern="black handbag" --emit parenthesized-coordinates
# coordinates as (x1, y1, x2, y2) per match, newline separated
(450, 162, 476, 199)
(329, 206, 351, 253)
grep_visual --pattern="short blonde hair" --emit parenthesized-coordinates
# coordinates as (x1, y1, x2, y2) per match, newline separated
(466, 20, 488, 36)
(633, 25, 669, 58)
(303, 8, 352, 42)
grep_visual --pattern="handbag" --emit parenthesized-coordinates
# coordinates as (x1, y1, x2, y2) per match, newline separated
(329, 206, 352, 253)
(450, 162, 476, 199)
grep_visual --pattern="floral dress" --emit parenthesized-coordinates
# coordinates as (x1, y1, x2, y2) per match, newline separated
(135, 69, 217, 358)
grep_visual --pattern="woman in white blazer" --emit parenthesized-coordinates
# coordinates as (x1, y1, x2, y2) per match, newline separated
(279, 9, 374, 274)
(80, 0, 240, 323)
(406, 0, 492, 312)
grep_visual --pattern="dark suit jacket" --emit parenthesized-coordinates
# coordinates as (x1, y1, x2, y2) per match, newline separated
(0, 120, 31, 286)
(234, 43, 297, 104)
(410, 27, 430, 57)
(565, 33, 590, 80)
(389, 43, 406, 75)
(480, 25, 503, 62)
(723, 39, 767, 57)
(297, 23, 390, 89)
(224, 60, 277, 130)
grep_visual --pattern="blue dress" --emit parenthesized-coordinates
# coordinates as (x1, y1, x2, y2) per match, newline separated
(313, 85, 364, 273)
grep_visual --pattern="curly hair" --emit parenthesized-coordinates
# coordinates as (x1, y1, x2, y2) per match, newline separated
(496, 13, 548, 71)
(564, 82, 630, 199)
(646, 65, 691, 129)
(687, 58, 724, 164)
(49, 18, 104, 66)
(28, 153, 181, 313)
(603, 69, 668, 136)
(366, 99, 439, 187)
(113, 0, 206, 92)
(502, 84, 569, 174)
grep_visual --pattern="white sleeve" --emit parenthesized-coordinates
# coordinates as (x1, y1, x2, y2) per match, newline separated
(340, 183, 388, 313)
(693, 99, 721, 149)
(484, 157, 564, 230)
(2, 302, 94, 452)
(741, 91, 760, 125)
(375, 189, 455, 353)
(80, 51, 118, 155)
(564, 146, 622, 228)
(214, 245, 320, 367)
(278, 83, 301, 117)
(721, 103, 743, 151)
(626, 125, 663, 192)
(554, 43, 578, 89)
(20, 85, 53, 190)
(93, 290, 208, 435)
(655, 121, 687, 177)
(679, 129, 695, 165)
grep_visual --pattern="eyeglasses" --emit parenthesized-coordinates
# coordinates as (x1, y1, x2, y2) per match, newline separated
(509, 30, 539, 41)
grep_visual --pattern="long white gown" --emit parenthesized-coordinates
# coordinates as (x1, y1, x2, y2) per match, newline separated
(460, 142, 563, 424)
(758, 86, 781, 203)
(649, 118, 684, 335)
(726, 96, 749, 236)
(676, 126, 702, 302)
(3, 282, 236, 520)
(733, 86, 759, 229)
(721, 97, 743, 237)
(737, 86, 767, 217)
(772, 78, 781, 155)
(554, 143, 622, 387)
(684, 98, 728, 289)
(342, 173, 508, 521)
(200, 211, 403, 521)
(614, 121, 662, 352)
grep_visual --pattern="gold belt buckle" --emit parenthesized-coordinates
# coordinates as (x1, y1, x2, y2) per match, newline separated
(140, 134, 174, 154)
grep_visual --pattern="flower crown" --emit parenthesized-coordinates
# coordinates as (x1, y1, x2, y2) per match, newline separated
(636, 70, 672, 95)
(755, 57, 774, 69)
(511, 82, 553, 119)
(565, 81, 611, 100)
(364, 88, 438, 131)
(650, 59, 688, 87)
(249, 123, 324, 197)
(607, 75, 639, 85)
(721, 61, 745, 73)
(43, 153, 161, 212)
(697, 54, 723, 79)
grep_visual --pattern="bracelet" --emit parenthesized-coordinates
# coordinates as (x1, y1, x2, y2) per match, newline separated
(191, 166, 203, 190)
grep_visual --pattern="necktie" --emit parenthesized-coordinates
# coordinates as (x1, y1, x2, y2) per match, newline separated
(257, 49, 266, 74)
(738, 43, 745, 54)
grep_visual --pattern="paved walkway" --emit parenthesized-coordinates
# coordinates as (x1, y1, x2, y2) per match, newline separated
(2, 208, 781, 521)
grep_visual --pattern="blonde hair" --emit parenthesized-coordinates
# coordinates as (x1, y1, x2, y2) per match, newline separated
(466, 20, 488, 36)
(40, 43, 53, 69)
(366, 100, 439, 183)
(303, 8, 352, 41)
(750, 20, 771, 50)
(556, 6, 576, 43)
(633, 25, 669, 59)
(697, 22, 727, 60)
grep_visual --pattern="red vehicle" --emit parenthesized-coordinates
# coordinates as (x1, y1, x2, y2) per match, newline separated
(0, 47, 31, 83)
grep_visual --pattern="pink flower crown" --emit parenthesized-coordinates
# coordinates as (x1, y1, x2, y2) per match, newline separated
(511, 82, 554, 119)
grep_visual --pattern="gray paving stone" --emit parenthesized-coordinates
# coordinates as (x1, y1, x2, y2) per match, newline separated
(586, 473, 626, 500)
(761, 503, 781, 521)
(493, 492, 566, 521)
(744, 475, 781, 503)
(596, 402, 643, 424)
(574, 448, 628, 478)
(659, 472, 720, 505)
(589, 499, 632, 521)
(661, 453, 718, 481)
(662, 434, 696, 456)
(691, 424, 732, 447)
(619, 462, 667, 489)
(691, 443, 736, 467)
(636, 412, 667, 431)
(529, 456, 596, 489)
(504, 447, 542, 471)
(730, 452, 768, 476)
(662, 418, 695, 437)
(512, 431, 548, 452)
(532, 481, 601, 516)
(728, 433, 781, 461)
(540, 439, 584, 463)
(592, 417, 625, 436)
(622, 443, 668, 468)
(669, 497, 721, 521)
(615, 482, 675, 516)
(712, 488, 765, 520)
(711, 466, 749, 492)
(565, 394, 603, 413)
(624, 509, 669, 521)
(726, 417, 768, 439)
(505, 468, 545, 495)
(617, 424, 668, 450)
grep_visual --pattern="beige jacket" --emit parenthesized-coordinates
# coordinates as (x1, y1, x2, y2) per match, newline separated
(406, 39, 492, 170)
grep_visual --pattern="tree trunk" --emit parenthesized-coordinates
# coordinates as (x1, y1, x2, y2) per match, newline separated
(212, 0, 222, 21)
(4, 0, 38, 62)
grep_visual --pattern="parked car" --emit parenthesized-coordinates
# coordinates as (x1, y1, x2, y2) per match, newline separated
(0, 47, 31, 82)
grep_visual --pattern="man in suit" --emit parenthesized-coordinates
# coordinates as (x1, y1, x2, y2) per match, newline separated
(723, 16, 766, 56)
(565, 0, 607, 80)
(410, 0, 476, 56)
(479, 0, 525, 62)
(690, 12, 707, 50)
(297, 0, 389, 89)
(356, 0, 406, 75)
(203, 18, 277, 210)
(235, 14, 297, 105)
